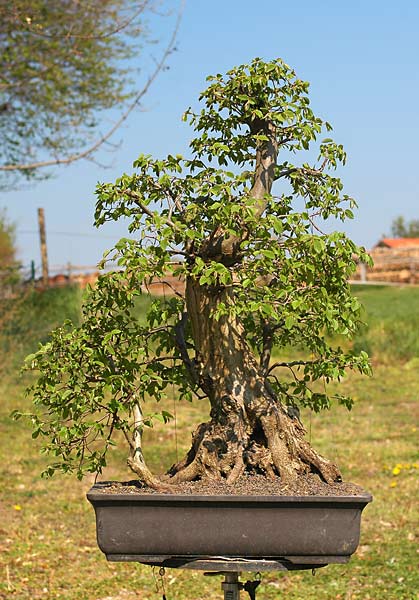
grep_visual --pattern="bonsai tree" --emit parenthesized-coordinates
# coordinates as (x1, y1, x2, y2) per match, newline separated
(19, 58, 371, 491)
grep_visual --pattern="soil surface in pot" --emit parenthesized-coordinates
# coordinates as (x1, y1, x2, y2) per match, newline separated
(97, 473, 366, 496)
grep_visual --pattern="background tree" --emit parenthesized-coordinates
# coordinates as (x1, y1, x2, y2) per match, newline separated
(0, 208, 19, 290)
(20, 58, 371, 491)
(390, 216, 419, 238)
(0, 0, 178, 188)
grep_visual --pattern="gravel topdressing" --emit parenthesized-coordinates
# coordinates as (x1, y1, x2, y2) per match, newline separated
(96, 473, 367, 497)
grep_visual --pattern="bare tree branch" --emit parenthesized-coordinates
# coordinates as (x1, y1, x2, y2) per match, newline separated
(0, 3, 183, 173)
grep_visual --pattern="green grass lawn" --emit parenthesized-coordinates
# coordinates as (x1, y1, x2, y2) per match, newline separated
(0, 285, 418, 599)
(351, 284, 419, 361)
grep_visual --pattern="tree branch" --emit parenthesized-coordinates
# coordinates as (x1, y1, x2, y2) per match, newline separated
(260, 321, 274, 375)
(174, 311, 200, 386)
(0, 4, 183, 173)
(200, 119, 279, 264)
(124, 189, 180, 230)
(148, 278, 185, 298)
(268, 359, 320, 374)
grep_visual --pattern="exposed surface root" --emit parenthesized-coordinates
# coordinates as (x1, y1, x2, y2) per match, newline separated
(167, 419, 249, 484)
(127, 457, 173, 493)
(165, 398, 341, 487)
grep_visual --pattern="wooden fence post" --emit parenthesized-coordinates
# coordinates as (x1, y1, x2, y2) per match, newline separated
(37, 208, 49, 287)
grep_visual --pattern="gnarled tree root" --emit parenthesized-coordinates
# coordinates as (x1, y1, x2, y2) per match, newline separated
(127, 456, 173, 493)
(127, 392, 341, 492)
(166, 402, 341, 487)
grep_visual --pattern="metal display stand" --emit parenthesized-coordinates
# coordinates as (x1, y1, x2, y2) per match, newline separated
(109, 554, 337, 570)
(200, 558, 323, 600)
(217, 572, 259, 600)
(145, 556, 327, 600)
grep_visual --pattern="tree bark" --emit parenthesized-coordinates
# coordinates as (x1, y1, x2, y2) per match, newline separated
(159, 114, 340, 488)
(166, 277, 341, 486)
(127, 403, 172, 492)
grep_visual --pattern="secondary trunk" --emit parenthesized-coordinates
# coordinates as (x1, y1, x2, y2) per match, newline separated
(166, 277, 341, 486)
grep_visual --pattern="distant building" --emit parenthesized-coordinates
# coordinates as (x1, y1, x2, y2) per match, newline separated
(375, 238, 419, 249)
(353, 238, 419, 284)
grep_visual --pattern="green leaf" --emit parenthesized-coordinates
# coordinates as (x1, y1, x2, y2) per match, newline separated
(285, 315, 296, 329)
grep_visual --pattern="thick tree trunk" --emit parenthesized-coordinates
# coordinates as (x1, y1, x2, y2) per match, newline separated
(162, 114, 340, 488)
(166, 277, 341, 486)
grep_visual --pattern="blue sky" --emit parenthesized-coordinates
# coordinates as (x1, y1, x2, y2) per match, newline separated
(3, 0, 419, 275)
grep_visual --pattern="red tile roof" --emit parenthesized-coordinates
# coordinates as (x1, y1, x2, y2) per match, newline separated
(376, 238, 419, 249)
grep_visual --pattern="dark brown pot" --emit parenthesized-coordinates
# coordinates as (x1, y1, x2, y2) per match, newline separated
(87, 483, 372, 571)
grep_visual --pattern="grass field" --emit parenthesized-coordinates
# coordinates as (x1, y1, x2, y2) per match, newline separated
(351, 285, 419, 361)
(0, 285, 418, 600)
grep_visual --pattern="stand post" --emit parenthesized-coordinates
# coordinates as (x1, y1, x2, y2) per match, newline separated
(221, 572, 242, 600)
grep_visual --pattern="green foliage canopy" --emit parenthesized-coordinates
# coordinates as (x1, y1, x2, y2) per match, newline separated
(19, 58, 372, 479)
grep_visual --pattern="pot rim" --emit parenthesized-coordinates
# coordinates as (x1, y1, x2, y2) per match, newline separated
(87, 483, 372, 505)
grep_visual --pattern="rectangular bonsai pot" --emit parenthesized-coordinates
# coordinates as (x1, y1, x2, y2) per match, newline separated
(87, 482, 372, 567)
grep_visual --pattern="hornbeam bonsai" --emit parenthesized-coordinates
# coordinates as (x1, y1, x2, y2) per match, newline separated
(19, 58, 372, 492)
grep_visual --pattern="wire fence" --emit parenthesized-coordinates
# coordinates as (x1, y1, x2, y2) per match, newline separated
(2, 251, 419, 301)
(0, 261, 120, 299)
